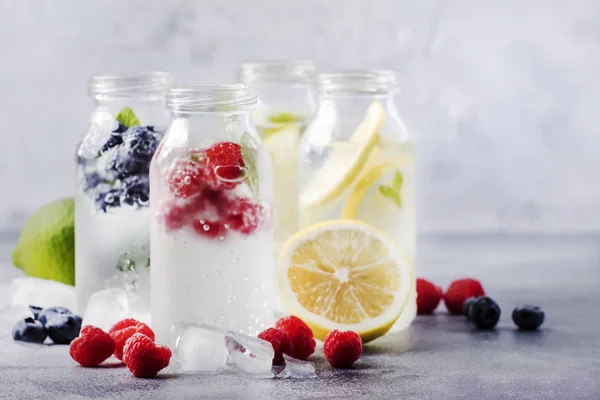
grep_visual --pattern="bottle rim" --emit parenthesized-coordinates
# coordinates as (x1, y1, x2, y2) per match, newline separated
(238, 60, 317, 85)
(89, 71, 173, 98)
(166, 84, 257, 113)
(318, 69, 399, 93)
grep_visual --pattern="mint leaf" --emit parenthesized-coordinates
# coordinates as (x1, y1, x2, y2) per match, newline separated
(392, 170, 403, 190)
(379, 185, 402, 207)
(115, 107, 140, 128)
(268, 112, 303, 124)
(240, 132, 259, 196)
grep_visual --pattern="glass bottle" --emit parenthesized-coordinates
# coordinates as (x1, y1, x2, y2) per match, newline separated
(238, 61, 317, 256)
(75, 72, 172, 319)
(299, 70, 417, 331)
(150, 85, 275, 345)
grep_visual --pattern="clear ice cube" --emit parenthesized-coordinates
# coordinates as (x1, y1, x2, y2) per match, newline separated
(224, 330, 274, 377)
(174, 324, 228, 373)
(10, 277, 76, 311)
(82, 289, 129, 331)
(77, 108, 119, 159)
(275, 354, 317, 379)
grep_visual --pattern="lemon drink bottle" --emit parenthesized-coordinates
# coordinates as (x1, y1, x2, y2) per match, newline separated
(296, 70, 416, 333)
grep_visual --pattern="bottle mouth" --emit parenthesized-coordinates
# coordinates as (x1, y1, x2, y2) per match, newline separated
(89, 72, 173, 99)
(318, 70, 399, 94)
(166, 85, 257, 113)
(238, 60, 317, 85)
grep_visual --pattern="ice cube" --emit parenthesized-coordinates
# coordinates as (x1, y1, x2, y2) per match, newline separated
(274, 354, 317, 379)
(81, 289, 129, 331)
(174, 324, 228, 373)
(10, 277, 76, 311)
(224, 330, 274, 377)
(77, 108, 118, 159)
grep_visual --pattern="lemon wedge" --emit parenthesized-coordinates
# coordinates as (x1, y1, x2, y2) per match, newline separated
(278, 220, 413, 343)
(300, 101, 385, 208)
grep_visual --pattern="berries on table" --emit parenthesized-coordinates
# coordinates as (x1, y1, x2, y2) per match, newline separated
(275, 316, 316, 360)
(416, 278, 443, 314)
(121, 175, 150, 207)
(462, 296, 481, 318)
(202, 142, 245, 190)
(324, 330, 363, 368)
(122, 333, 171, 378)
(38, 307, 73, 325)
(12, 317, 48, 343)
(258, 328, 292, 366)
(468, 296, 501, 330)
(95, 188, 122, 212)
(109, 319, 155, 361)
(512, 305, 545, 330)
(444, 278, 485, 314)
(46, 314, 83, 344)
(69, 326, 115, 367)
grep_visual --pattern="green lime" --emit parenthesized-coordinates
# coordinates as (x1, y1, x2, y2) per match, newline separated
(12, 198, 75, 285)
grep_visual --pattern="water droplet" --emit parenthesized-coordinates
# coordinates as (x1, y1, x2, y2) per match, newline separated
(243, 277, 249, 281)
(203, 224, 210, 231)
(255, 318, 259, 324)
(215, 270, 221, 276)
(224, 223, 230, 229)
(183, 176, 191, 184)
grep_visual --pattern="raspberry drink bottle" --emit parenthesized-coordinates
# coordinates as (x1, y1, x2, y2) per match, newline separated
(75, 72, 173, 318)
(150, 85, 275, 345)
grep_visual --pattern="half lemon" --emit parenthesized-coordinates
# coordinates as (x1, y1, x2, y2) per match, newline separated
(278, 220, 413, 343)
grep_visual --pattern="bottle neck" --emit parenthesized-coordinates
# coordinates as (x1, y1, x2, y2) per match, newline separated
(94, 97, 168, 128)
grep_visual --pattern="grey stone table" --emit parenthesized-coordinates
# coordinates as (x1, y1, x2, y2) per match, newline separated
(1, 235, 599, 400)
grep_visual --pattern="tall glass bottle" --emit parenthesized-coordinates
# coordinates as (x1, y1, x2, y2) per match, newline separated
(238, 61, 316, 256)
(150, 85, 275, 344)
(75, 72, 172, 318)
(299, 70, 417, 331)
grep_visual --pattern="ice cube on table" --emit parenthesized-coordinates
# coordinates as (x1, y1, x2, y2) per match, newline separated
(174, 324, 228, 373)
(225, 330, 274, 377)
(10, 277, 76, 311)
(81, 289, 129, 332)
(274, 354, 317, 379)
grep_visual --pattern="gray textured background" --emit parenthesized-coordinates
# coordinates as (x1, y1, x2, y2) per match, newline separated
(1, 0, 599, 234)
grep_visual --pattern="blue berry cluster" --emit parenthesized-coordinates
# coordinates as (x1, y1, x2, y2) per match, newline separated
(79, 122, 161, 212)
(12, 306, 82, 344)
(463, 297, 545, 331)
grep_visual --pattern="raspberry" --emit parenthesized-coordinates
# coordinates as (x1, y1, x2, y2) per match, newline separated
(444, 278, 485, 314)
(166, 157, 204, 198)
(122, 333, 171, 378)
(202, 142, 245, 190)
(324, 330, 363, 368)
(108, 318, 138, 334)
(416, 278, 443, 314)
(226, 198, 266, 235)
(192, 219, 227, 239)
(274, 316, 316, 360)
(109, 319, 155, 361)
(69, 326, 115, 367)
(257, 328, 292, 366)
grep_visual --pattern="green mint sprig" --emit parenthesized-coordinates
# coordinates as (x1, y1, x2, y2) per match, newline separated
(378, 170, 403, 208)
(115, 107, 140, 128)
(240, 132, 259, 196)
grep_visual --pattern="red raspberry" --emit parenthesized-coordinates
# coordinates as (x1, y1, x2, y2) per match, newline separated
(257, 328, 292, 366)
(122, 333, 172, 378)
(202, 142, 245, 190)
(166, 157, 204, 198)
(108, 318, 138, 334)
(69, 325, 115, 367)
(444, 278, 485, 314)
(195, 187, 229, 218)
(192, 219, 227, 239)
(274, 316, 316, 360)
(226, 198, 266, 235)
(324, 330, 363, 368)
(416, 278, 443, 314)
(109, 319, 155, 361)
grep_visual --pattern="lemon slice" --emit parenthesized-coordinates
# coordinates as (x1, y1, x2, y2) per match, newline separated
(278, 220, 412, 343)
(300, 101, 386, 208)
(341, 162, 397, 219)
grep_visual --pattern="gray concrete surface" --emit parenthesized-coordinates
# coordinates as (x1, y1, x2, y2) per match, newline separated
(1, 235, 599, 399)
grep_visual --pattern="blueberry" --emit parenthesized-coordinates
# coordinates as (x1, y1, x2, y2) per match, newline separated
(46, 314, 82, 344)
(12, 317, 48, 343)
(121, 175, 150, 207)
(29, 305, 43, 320)
(38, 307, 72, 325)
(99, 134, 124, 154)
(114, 122, 127, 133)
(95, 188, 122, 212)
(512, 305, 544, 330)
(124, 126, 160, 160)
(108, 148, 149, 179)
(468, 296, 501, 330)
(462, 296, 480, 318)
(83, 172, 105, 191)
